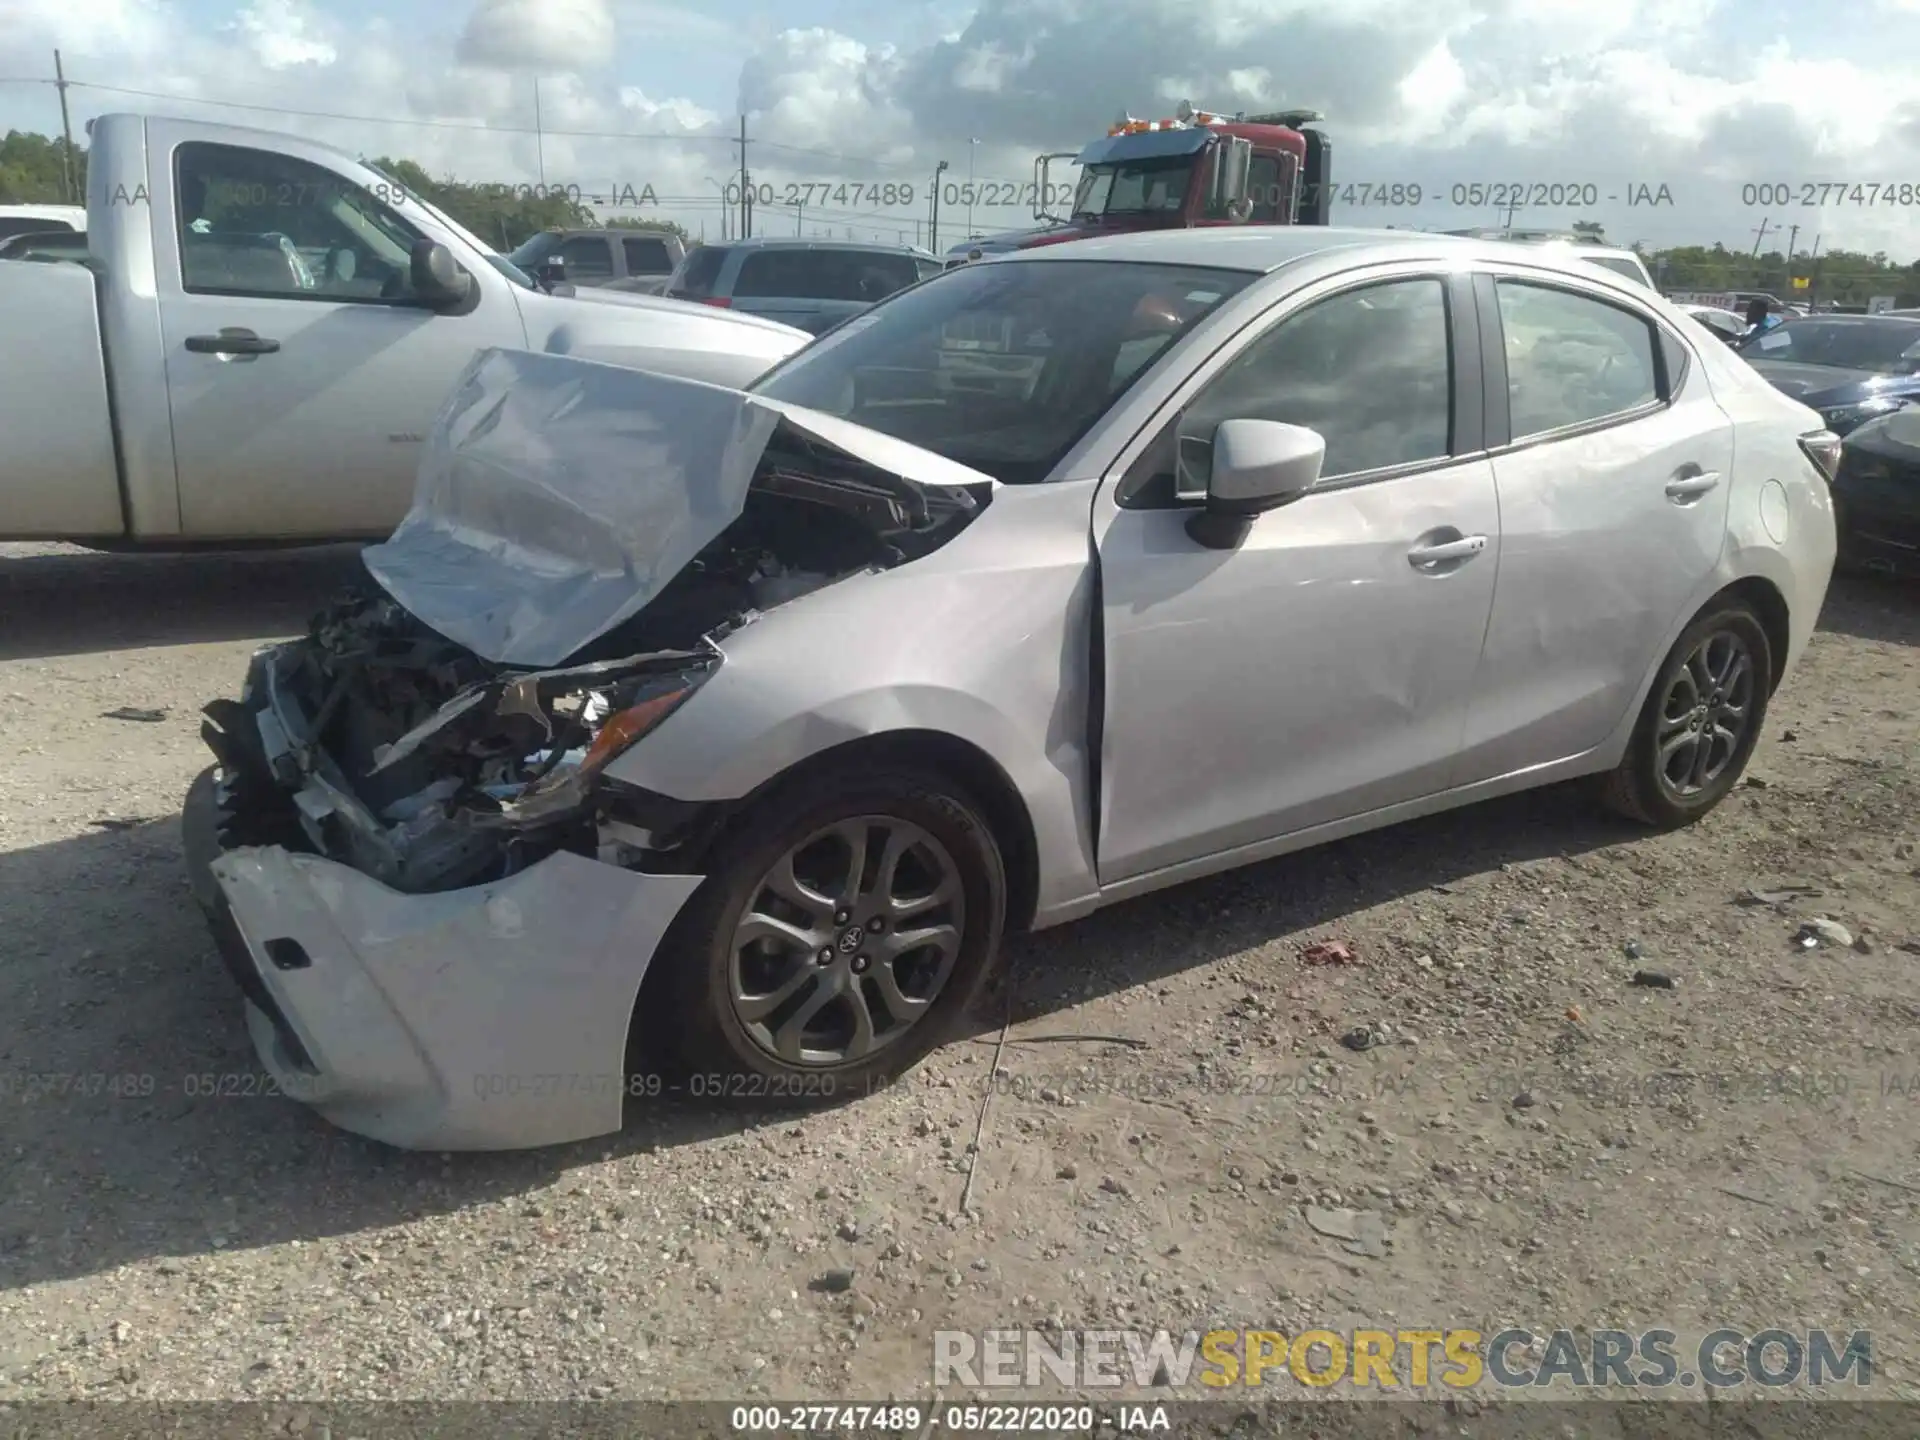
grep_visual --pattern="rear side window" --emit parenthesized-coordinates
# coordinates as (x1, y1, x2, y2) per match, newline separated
(559, 235, 614, 280)
(1496, 281, 1659, 437)
(734, 248, 921, 300)
(668, 245, 728, 298)
(622, 235, 672, 272)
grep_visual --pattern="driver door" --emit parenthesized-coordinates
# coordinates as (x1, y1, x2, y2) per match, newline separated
(149, 118, 526, 539)
(1093, 268, 1503, 885)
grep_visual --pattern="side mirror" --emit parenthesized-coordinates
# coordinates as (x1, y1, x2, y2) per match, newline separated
(534, 254, 568, 292)
(1210, 137, 1253, 215)
(409, 239, 472, 308)
(1185, 418, 1325, 550)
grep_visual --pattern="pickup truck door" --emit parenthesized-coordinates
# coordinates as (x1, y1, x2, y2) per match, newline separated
(147, 118, 527, 539)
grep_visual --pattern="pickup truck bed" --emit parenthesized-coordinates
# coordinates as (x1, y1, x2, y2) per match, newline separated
(2, 259, 124, 535)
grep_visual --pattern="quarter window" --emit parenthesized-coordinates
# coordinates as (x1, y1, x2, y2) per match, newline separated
(1173, 277, 1453, 491)
(1496, 280, 1659, 437)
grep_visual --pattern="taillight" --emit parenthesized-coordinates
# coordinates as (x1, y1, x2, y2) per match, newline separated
(700, 296, 732, 308)
(1797, 429, 1842, 482)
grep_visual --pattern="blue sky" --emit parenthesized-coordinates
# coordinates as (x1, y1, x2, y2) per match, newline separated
(7, 0, 1920, 257)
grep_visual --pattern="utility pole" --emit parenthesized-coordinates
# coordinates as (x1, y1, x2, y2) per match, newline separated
(736, 116, 751, 240)
(1806, 234, 1822, 308)
(795, 201, 804, 236)
(1750, 217, 1771, 258)
(533, 78, 546, 187)
(53, 50, 77, 205)
(966, 138, 979, 236)
(930, 159, 948, 254)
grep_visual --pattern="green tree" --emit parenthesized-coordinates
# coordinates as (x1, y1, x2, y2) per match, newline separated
(0, 129, 86, 204)
(365, 155, 594, 250)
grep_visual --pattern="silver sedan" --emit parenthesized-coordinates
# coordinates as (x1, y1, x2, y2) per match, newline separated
(185, 227, 1839, 1150)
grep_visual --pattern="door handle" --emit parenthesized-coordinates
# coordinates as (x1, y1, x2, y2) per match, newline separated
(1664, 470, 1721, 501)
(1407, 534, 1487, 568)
(185, 329, 280, 356)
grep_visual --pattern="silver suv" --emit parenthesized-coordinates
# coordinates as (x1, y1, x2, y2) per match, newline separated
(662, 236, 943, 334)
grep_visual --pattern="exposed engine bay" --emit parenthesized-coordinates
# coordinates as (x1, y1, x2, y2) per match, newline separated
(201, 419, 990, 896)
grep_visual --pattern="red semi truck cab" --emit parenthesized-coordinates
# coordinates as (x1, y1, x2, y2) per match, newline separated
(946, 102, 1331, 266)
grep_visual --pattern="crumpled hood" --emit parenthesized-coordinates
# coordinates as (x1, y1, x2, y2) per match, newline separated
(360, 347, 996, 669)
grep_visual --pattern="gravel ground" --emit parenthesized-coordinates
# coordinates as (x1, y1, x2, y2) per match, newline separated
(0, 541, 1916, 1405)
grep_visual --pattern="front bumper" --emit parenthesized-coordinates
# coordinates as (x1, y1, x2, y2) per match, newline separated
(183, 765, 702, 1151)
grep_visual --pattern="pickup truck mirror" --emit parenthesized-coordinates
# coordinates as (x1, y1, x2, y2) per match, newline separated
(409, 238, 473, 308)
(1185, 418, 1325, 550)
(1210, 137, 1253, 217)
(535, 255, 568, 291)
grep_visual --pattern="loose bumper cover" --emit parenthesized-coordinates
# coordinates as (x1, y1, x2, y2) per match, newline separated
(184, 768, 701, 1151)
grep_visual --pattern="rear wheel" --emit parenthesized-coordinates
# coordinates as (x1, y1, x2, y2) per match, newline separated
(1599, 604, 1772, 828)
(645, 762, 1007, 1104)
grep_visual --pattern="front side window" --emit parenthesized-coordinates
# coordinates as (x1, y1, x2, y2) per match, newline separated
(1497, 280, 1659, 437)
(1169, 277, 1453, 492)
(175, 142, 437, 302)
(750, 259, 1254, 485)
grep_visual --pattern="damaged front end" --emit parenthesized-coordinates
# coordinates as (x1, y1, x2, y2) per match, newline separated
(199, 347, 994, 896)
(200, 602, 720, 893)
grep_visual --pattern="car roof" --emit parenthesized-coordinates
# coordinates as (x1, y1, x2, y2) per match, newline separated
(1779, 312, 1920, 326)
(709, 236, 939, 259)
(1002, 225, 1659, 278)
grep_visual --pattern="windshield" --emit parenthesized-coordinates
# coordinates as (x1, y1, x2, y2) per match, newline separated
(1738, 318, 1920, 372)
(749, 259, 1254, 485)
(1072, 158, 1195, 220)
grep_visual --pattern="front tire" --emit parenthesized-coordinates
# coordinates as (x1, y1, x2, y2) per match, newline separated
(1599, 604, 1773, 828)
(645, 761, 1008, 1104)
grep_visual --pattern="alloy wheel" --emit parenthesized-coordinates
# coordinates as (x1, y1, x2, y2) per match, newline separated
(1655, 628, 1755, 800)
(726, 817, 966, 1066)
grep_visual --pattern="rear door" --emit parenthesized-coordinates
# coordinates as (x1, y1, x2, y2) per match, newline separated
(1450, 268, 1734, 783)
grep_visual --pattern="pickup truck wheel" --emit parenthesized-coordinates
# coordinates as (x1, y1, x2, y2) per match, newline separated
(646, 763, 1007, 1105)
(1599, 604, 1772, 829)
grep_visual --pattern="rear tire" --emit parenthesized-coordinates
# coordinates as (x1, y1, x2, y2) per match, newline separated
(643, 761, 1007, 1106)
(1599, 604, 1773, 828)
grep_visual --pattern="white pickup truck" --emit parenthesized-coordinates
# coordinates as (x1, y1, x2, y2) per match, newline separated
(2, 114, 811, 545)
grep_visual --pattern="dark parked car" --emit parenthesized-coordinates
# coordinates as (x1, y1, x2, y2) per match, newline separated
(1734, 313, 1920, 435)
(505, 227, 686, 292)
(661, 237, 943, 334)
(1832, 409, 1920, 575)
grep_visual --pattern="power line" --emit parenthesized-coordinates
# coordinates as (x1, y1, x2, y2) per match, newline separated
(0, 74, 917, 169)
